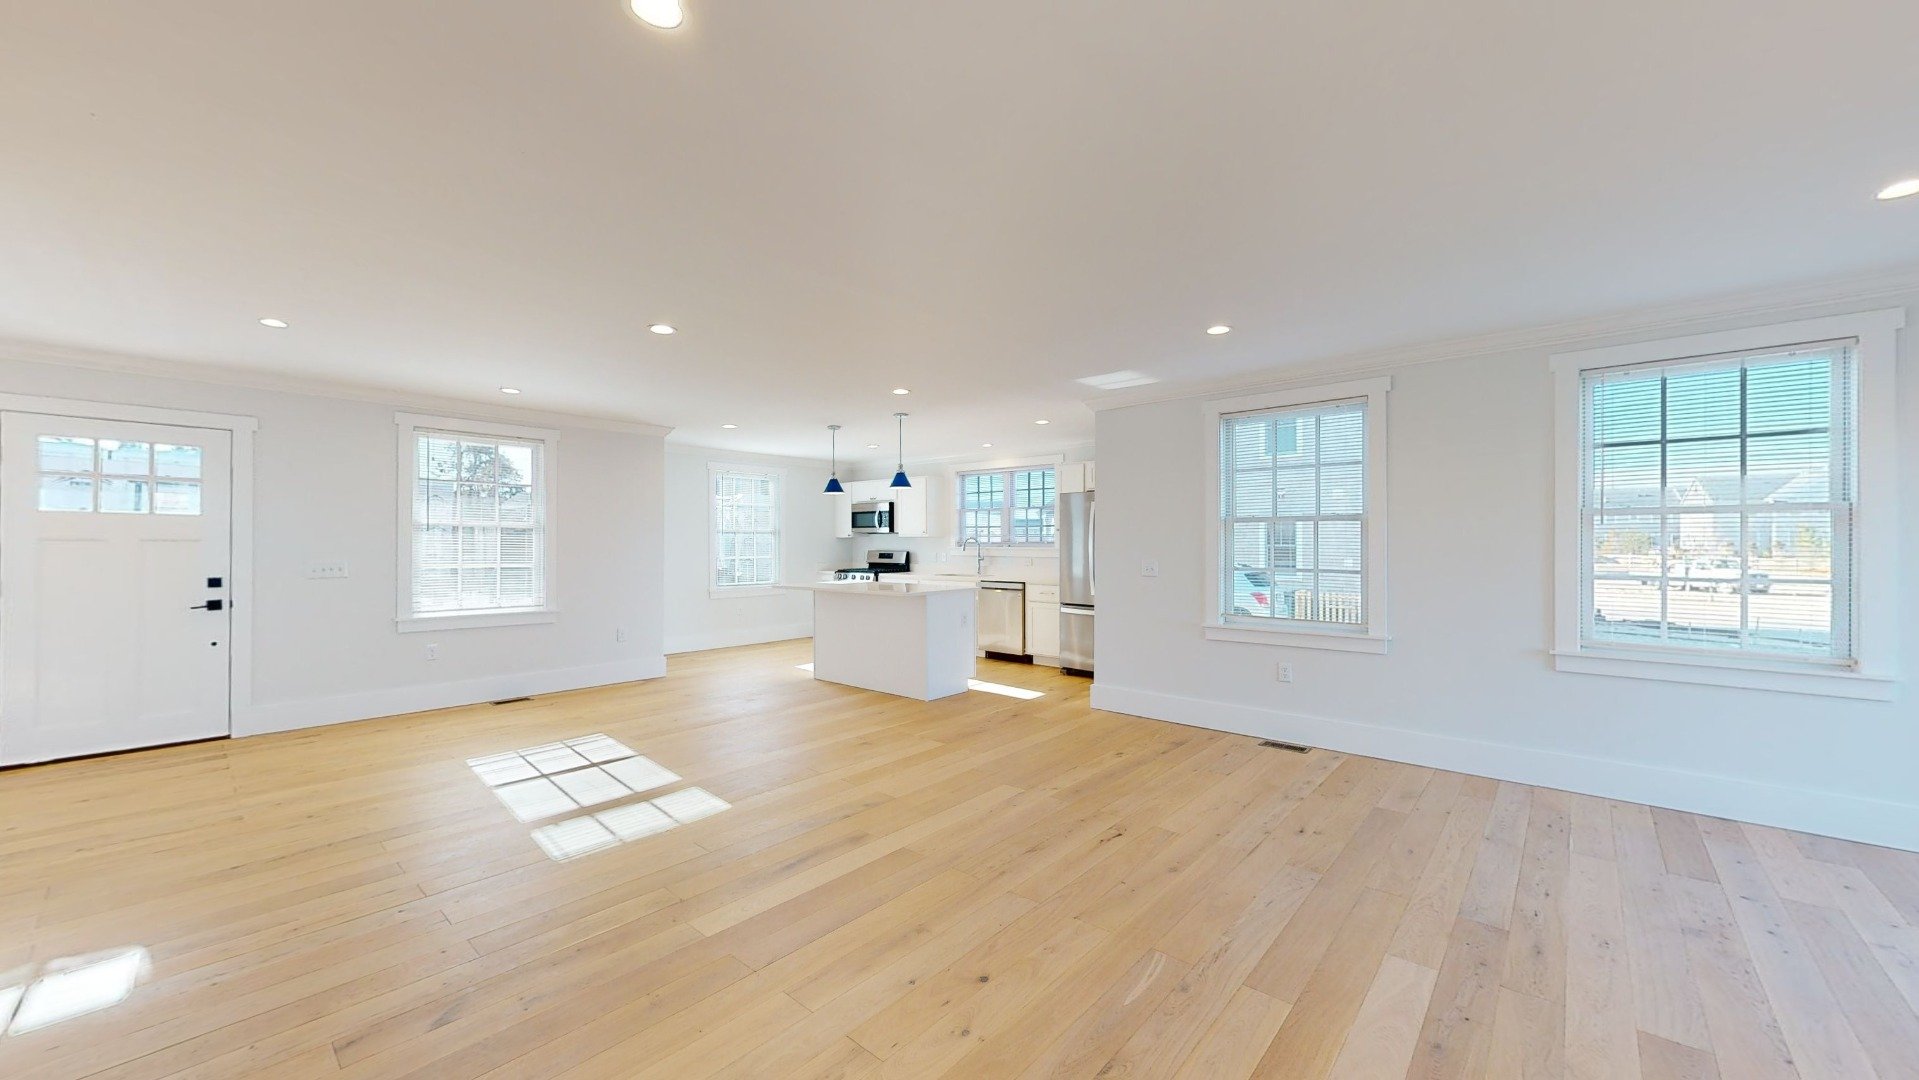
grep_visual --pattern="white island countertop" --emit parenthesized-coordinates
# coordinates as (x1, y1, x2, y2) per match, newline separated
(784, 580, 978, 597)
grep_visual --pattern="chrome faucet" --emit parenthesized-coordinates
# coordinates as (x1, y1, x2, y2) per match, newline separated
(961, 536, 986, 575)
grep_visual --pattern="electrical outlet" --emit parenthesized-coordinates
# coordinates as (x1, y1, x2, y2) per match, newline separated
(1141, 559, 1159, 578)
(425, 643, 438, 661)
(1276, 662, 1295, 684)
(306, 561, 349, 579)
(616, 627, 629, 643)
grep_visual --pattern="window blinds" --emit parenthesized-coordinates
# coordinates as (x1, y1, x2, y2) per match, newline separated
(412, 431, 545, 614)
(713, 469, 780, 588)
(1219, 399, 1367, 626)
(1579, 341, 1856, 660)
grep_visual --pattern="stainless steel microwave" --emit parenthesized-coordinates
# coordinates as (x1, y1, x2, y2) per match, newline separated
(850, 501, 894, 534)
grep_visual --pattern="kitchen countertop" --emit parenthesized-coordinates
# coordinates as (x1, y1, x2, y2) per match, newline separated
(784, 580, 979, 597)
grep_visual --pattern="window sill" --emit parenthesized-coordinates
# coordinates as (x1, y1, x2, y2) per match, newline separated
(1202, 622, 1390, 654)
(398, 608, 557, 633)
(1551, 648, 1894, 700)
(710, 585, 785, 600)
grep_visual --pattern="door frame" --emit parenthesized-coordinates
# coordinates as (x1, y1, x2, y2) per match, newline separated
(0, 393, 258, 734)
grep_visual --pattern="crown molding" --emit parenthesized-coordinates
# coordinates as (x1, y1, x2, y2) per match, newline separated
(1084, 263, 1919, 412)
(0, 337, 676, 438)
(665, 441, 835, 469)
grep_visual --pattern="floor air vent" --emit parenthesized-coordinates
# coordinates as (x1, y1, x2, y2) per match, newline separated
(1258, 740, 1312, 754)
(489, 696, 534, 705)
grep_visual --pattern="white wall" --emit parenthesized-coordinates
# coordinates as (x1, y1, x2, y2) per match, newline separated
(0, 351, 668, 736)
(663, 448, 842, 654)
(1092, 294, 1919, 850)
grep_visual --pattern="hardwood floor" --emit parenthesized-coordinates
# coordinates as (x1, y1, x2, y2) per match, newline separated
(3, 639, 1918, 1078)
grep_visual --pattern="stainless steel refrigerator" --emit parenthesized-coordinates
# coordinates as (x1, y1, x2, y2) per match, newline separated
(1059, 490, 1094, 676)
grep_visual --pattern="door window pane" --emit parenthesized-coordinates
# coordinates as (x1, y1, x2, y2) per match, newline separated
(38, 436, 94, 473)
(154, 481, 202, 515)
(98, 441, 151, 475)
(153, 444, 202, 479)
(99, 478, 151, 513)
(37, 475, 93, 512)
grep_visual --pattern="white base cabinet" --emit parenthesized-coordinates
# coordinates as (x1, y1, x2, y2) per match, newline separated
(1026, 583, 1060, 664)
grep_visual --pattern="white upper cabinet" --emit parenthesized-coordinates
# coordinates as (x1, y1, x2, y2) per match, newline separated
(829, 475, 942, 537)
(1057, 461, 1096, 494)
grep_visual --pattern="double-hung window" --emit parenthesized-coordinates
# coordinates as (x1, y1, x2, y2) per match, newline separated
(957, 467, 1056, 546)
(1205, 378, 1390, 652)
(711, 466, 780, 593)
(1552, 309, 1900, 698)
(397, 414, 554, 630)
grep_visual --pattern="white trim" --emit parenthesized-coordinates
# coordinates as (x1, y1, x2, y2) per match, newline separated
(1550, 309, 1903, 693)
(0, 336, 673, 437)
(233, 657, 665, 737)
(394, 413, 559, 628)
(708, 461, 785, 597)
(1089, 682, 1919, 852)
(1201, 623, 1391, 653)
(0, 392, 257, 734)
(1203, 377, 1391, 651)
(396, 609, 559, 633)
(1084, 264, 1919, 412)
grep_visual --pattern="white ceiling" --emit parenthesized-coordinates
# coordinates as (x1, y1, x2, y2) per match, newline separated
(3, 1, 1918, 465)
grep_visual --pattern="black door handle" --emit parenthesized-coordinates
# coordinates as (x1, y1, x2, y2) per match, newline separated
(190, 599, 225, 611)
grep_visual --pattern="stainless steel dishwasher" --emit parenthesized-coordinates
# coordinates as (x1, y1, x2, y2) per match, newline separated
(976, 580, 1027, 661)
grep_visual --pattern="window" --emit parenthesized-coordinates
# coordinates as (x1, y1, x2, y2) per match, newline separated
(396, 414, 554, 630)
(711, 466, 780, 593)
(1580, 343, 1854, 659)
(35, 436, 203, 515)
(957, 467, 1056, 545)
(1203, 378, 1390, 652)
(1552, 310, 1900, 698)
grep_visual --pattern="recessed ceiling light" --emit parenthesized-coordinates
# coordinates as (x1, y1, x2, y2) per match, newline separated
(720, 423, 737, 429)
(258, 317, 289, 329)
(981, 442, 993, 448)
(499, 387, 521, 395)
(649, 323, 677, 335)
(1877, 178, 1919, 201)
(1034, 419, 1051, 425)
(1077, 369, 1160, 390)
(892, 388, 910, 395)
(629, 0, 684, 29)
(1206, 325, 1232, 335)
(866, 443, 880, 449)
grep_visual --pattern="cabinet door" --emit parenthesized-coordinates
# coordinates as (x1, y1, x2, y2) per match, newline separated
(1027, 601, 1060, 657)
(1057, 462, 1086, 494)
(1083, 461, 1095, 491)
(832, 492, 852, 538)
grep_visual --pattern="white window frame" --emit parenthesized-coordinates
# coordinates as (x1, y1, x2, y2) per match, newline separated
(1551, 309, 1902, 699)
(954, 463, 1059, 549)
(708, 463, 784, 599)
(395, 413, 558, 632)
(1203, 377, 1391, 653)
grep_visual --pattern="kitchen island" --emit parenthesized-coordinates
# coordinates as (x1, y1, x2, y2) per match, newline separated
(785, 580, 978, 700)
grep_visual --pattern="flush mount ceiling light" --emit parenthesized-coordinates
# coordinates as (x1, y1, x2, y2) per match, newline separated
(499, 387, 522, 395)
(1878, 178, 1919, 201)
(258, 317, 289, 329)
(1077, 370, 1160, 390)
(891, 388, 910, 395)
(1206, 325, 1233, 335)
(648, 323, 677, 335)
(720, 423, 737, 429)
(823, 425, 845, 494)
(629, 0, 684, 29)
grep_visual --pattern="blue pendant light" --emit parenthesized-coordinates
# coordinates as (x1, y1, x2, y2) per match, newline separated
(823, 424, 845, 494)
(889, 412, 911, 488)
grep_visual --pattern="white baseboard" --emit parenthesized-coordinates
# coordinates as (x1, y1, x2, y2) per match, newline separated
(1090, 683, 1919, 853)
(665, 623, 813, 656)
(234, 656, 668, 737)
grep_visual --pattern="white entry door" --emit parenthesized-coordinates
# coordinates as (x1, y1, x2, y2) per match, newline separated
(1, 413, 233, 764)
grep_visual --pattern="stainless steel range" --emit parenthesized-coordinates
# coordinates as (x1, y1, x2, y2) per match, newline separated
(832, 549, 911, 582)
